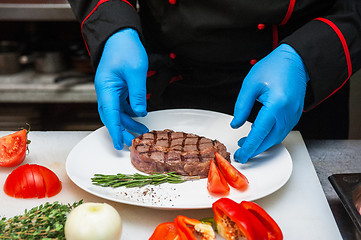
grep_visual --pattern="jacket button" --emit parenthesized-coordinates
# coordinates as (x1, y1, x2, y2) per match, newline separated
(257, 24, 265, 30)
(169, 52, 176, 59)
(250, 59, 258, 65)
(169, 0, 176, 4)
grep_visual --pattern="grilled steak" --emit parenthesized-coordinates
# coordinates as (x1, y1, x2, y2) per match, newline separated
(130, 129, 231, 178)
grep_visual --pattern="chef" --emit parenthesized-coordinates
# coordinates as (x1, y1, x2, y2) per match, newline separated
(68, 0, 361, 163)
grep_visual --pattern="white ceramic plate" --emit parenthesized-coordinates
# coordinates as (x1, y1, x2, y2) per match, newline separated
(66, 109, 292, 209)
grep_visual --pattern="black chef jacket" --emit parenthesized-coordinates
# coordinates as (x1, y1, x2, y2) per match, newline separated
(69, 0, 361, 139)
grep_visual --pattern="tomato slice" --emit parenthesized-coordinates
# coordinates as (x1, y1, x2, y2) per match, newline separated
(207, 160, 230, 196)
(3, 166, 21, 197)
(31, 165, 46, 198)
(215, 152, 249, 191)
(149, 222, 179, 240)
(37, 165, 62, 197)
(20, 165, 37, 198)
(3, 164, 62, 198)
(0, 129, 28, 167)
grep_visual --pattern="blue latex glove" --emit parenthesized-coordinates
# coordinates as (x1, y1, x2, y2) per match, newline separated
(95, 28, 149, 150)
(231, 44, 309, 163)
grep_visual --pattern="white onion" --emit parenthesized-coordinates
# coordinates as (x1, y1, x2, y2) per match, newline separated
(65, 202, 122, 240)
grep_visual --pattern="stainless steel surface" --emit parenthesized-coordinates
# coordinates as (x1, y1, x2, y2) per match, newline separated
(0, 0, 74, 21)
(306, 140, 361, 240)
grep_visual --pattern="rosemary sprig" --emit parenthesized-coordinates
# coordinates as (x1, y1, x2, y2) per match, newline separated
(92, 172, 200, 188)
(0, 200, 83, 240)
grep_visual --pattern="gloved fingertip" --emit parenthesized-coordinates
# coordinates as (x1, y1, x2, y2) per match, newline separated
(141, 126, 150, 134)
(131, 103, 148, 117)
(234, 149, 249, 164)
(132, 107, 147, 117)
(234, 155, 242, 163)
(114, 143, 123, 151)
(237, 137, 247, 147)
(125, 140, 132, 148)
(230, 117, 245, 129)
(123, 130, 135, 147)
(230, 119, 240, 129)
(107, 127, 124, 150)
(239, 156, 249, 164)
(138, 110, 148, 117)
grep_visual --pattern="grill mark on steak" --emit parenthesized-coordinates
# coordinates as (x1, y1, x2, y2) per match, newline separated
(164, 131, 170, 171)
(130, 129, 231, 178)
(153, 130, 157, 149)
(196, 136, 202, 162)
(181, 132, 185, 162)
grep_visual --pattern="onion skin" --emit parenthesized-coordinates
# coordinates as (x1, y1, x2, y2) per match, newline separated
(65, 202, 122, 240)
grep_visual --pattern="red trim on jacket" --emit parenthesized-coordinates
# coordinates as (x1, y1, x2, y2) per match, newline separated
(147, 70, 157, 78)
(272, 1, 295, 51)
(280, 0, 296, 25)
(169, 74, 183, 84)
(315, 18, 352, 79)
(81, 0, 135, 56)
(308, 17, 352, 110)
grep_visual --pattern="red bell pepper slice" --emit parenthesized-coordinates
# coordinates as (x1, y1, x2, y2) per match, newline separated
(207, 160, 230, 196)
(241, 201, 283, 240)
(215, 152, 249, 191)
(174, 215, 199, 240)
(212, 198, 268, 240)
(149, 222, 179, 240)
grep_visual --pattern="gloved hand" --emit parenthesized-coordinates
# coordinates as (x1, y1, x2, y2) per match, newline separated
(95, 28, 149, 150)
(231, 43, 309, 163)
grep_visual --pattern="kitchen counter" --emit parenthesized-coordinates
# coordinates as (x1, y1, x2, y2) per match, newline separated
(0, 131, 346, 239)
(306, 139, 361, 240)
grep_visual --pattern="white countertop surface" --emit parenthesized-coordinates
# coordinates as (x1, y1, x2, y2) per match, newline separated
(0, 130, 342, 239)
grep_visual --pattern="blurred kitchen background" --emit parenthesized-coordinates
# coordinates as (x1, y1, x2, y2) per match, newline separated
(0, 0, 100, 131)
(0, 0, 360, 138)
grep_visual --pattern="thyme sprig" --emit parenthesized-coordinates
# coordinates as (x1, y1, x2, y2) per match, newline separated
(0, 200, 83, 240)
(92, 172, 200, 188)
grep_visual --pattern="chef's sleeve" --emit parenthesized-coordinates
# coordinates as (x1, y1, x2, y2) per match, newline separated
(281, 0, 361, 111)
(68, 0, 142, 68)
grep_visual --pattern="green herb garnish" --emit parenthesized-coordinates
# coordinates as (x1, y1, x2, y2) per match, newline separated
(92, 172, 200, 188)
(0, 200, 83, 239)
